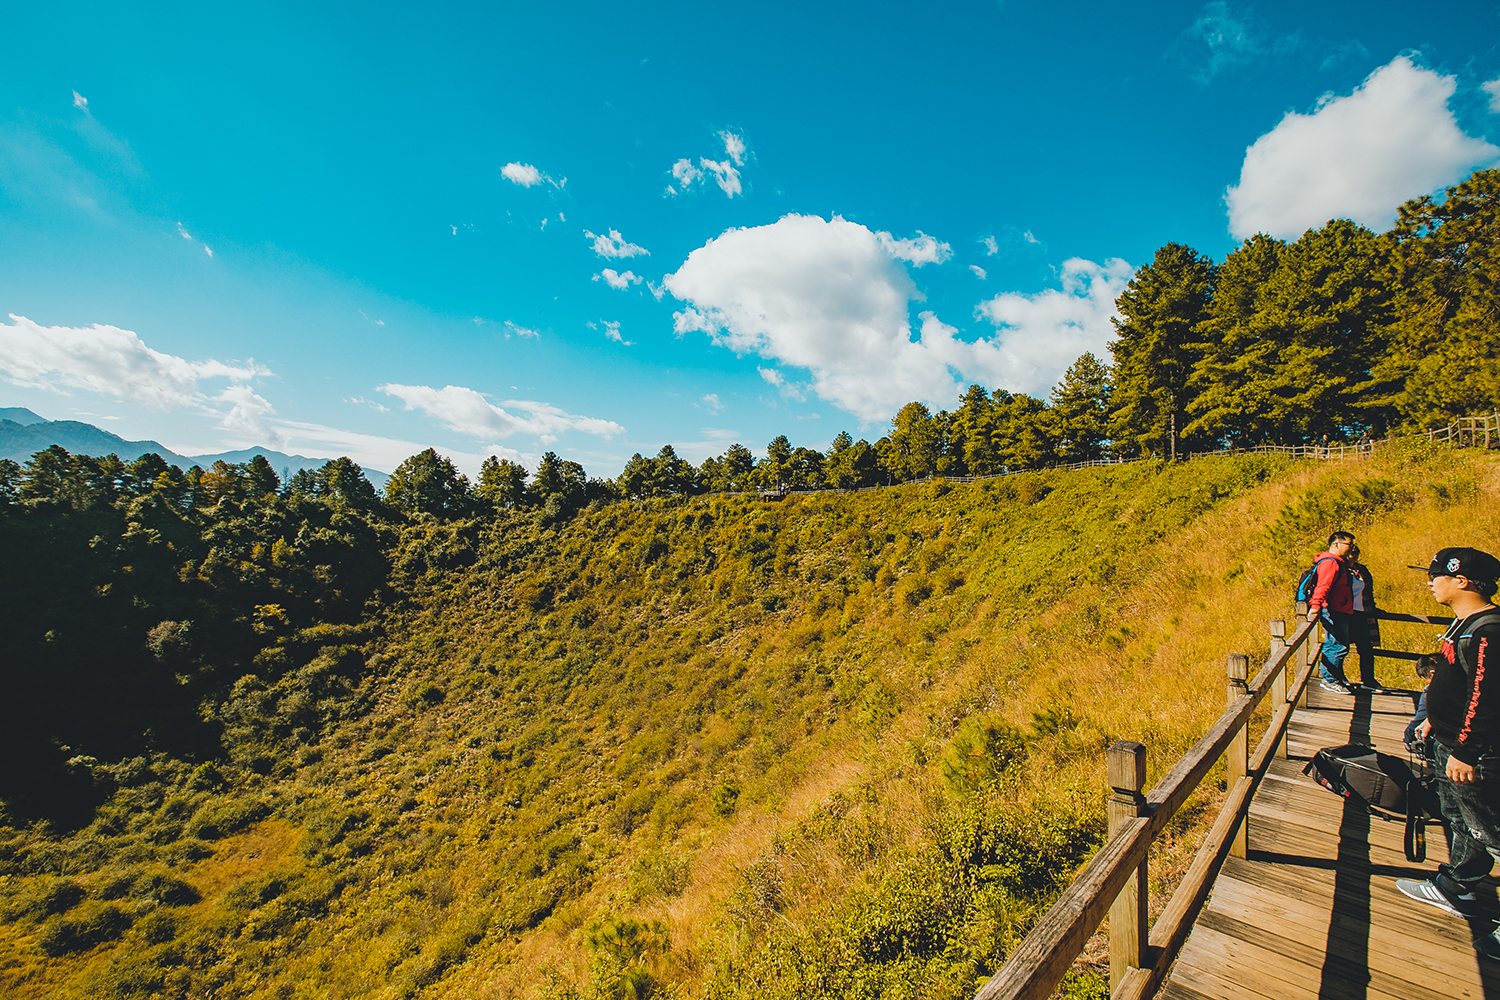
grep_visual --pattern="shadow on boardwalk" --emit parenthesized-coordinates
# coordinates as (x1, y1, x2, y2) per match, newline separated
(1161, 686, 1500, 1000)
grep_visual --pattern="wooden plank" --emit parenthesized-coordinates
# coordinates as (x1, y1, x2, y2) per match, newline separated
(1214, 859, 1478, 940)
(1156, 981, 1217, 1000)
(1172, 922, 1440, 1000)
(1204, 873, 1486, 986)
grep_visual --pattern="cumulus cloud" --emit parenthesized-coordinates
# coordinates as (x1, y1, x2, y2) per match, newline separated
(665, 131, 748, 198)
(1226, 56, 1500, 239)
(981, 236, 999, 255)
(0, 314, 279, 441)
(970, 265, 987, 279)
(72, 90, 89, 111)
(378, 383, 625, 444)
(585, 228, 650, 259)
(665, 214, 1115, 422)
(594, 268, 642, 289)
(503, 320, 540, 338)
(876, 230, 952, 266)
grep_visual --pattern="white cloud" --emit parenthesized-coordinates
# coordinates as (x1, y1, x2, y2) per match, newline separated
(647, 280, 666, 301)
(973, 258, 1135, 393)
(203, 245, 213, 258)
(502, 320, 540, 339)
(0, 314, 281, 443)
(1483, 77, 1500, 114)
(700, 158, 742, 197)
(270, 419, 490, 476)
(876, 230, 952, 267)
(664, 215, 1131, 422)
(72, 90, 88, 111)
(177, 222, 193, 240)
(501, 162, 543, 187)
(0, 314, 267, 410)
(981, 235, 999, 255)
(591, 320, 633, 346)
(216, 384, 282, 446)
(671, 159, 702, 188)
(594, 268, 642, 290)
(665, 132, 748, 199)
(1226, 55, 1500, 239)
(1169, 2, 1301, 84)
(700, 393, 722, 412)
(720, 130, 746, 166)
(970, 265, 987, 279)
(359, 310, 385, 326)
(379, 383, 625, 444)
(585, 228, 650, 259)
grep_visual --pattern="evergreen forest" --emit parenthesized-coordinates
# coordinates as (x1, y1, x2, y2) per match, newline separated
(4, 169, 1500, 1000)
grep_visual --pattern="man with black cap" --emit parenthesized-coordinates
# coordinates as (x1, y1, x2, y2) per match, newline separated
(1397, 547, 1500, 960)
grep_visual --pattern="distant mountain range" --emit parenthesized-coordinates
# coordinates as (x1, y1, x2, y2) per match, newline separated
(0, 408, 389, 489)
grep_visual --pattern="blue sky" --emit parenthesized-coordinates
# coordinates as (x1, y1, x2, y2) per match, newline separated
(3, 1, 1500, 476)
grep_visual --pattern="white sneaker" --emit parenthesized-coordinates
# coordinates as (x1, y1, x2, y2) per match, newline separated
(1319, 678, 1351, 694)
(1396, 878, 1476, 917)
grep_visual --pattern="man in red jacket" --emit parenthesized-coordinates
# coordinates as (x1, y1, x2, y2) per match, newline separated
(1306, 531, 1356, 693)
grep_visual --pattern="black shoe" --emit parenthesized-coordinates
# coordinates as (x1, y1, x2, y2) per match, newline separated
(1476, 929, 1500, 962)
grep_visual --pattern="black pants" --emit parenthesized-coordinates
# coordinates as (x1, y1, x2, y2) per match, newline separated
(1346, 612, 1377, 687)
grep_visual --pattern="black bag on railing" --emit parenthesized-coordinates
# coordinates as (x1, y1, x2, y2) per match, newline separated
(1303, 743, 1442, 862)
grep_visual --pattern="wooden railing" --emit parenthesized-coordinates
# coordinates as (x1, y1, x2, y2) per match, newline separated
(973, 605, 1450, 1000)
(1426, 410, 1500, 449)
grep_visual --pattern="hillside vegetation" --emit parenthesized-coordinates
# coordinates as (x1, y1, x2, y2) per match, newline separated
(1, 440, 1494, 1000)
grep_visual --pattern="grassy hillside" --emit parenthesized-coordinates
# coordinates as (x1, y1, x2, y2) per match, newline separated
(1, 442, 1492, 1000)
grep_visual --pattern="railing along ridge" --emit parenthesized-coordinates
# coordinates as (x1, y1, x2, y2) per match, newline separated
(974, 606, 1449, 1000)
(729, 410, 1500, 500)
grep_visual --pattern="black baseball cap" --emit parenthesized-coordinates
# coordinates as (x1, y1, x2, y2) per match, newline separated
(1408, 547, 1500, 582)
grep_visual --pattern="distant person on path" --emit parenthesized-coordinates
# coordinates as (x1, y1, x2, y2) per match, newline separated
(1396, 547, 1500, 962)
(1346, 544, 1383, 691)
(1306, 531, 1356, 694)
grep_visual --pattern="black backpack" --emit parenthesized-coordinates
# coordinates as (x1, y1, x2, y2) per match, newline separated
(1304, 743, 1443, 862)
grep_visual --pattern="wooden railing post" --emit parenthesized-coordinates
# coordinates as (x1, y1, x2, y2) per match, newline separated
(1295, 600, 1314, 708)
(1108, 740, 1148, 994)
(1226, 655, 1250, 858)
(1270, 620, 1287, 759)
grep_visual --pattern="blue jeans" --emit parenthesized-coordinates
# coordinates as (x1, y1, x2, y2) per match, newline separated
(1432, 742, 1500, 897)
(1318, 609, 1352, 686)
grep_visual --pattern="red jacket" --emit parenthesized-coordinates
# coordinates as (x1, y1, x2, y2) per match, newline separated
(1308, 552, 1352, 614)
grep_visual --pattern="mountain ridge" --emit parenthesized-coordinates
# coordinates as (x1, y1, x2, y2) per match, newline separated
(0, 413, 389, 488)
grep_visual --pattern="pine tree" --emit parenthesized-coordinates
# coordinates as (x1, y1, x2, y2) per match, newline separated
(1109, 243, 1216, 457)
(1050, 353, 1112, 461)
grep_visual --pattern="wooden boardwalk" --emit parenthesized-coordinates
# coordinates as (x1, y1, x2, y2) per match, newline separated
(1162, 685, 1500, 1000)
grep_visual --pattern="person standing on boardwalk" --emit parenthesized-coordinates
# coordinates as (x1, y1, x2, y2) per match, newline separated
(1346, 544, 1383, 691)
(1305, 531, 1356, 694)
(1397, 547, 1500, 961)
